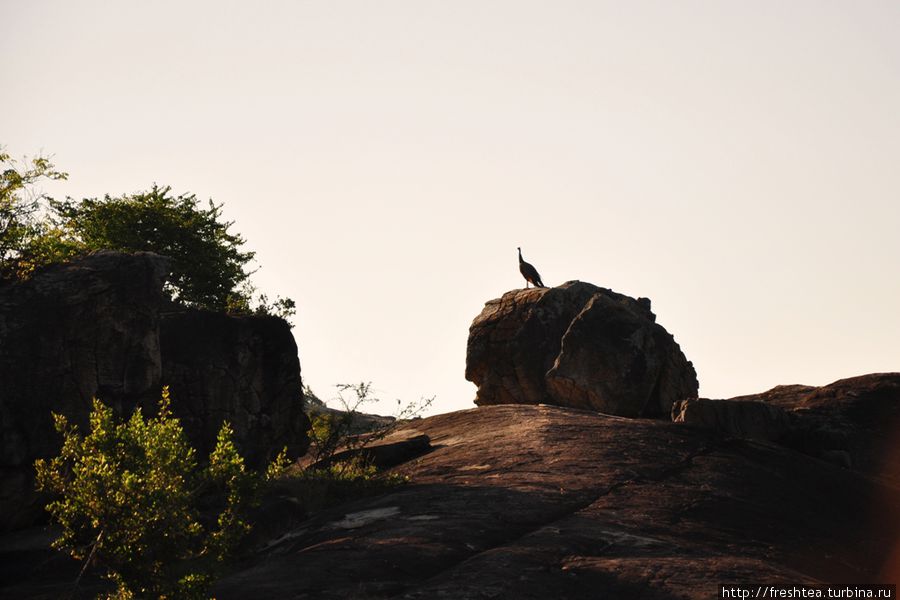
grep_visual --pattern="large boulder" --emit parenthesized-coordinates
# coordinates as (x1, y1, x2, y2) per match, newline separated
(161, 310, 309, 468)
(0, 252, 170, 531)
(466, 281, 698, 417)
(0, 251, 308, 531)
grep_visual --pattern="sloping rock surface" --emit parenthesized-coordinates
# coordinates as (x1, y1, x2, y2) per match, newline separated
(208, 403, 899, 599)
(0, 252, 308, 531)
(466, 281, 698, 417)
(674, 373, 900, 484)
(3, 398, 899, 599)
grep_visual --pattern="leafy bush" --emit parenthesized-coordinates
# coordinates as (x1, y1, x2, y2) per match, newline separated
(34, 387, 287, 599)
(305, 382, 433, 467)
(271, 456, 407, 518)
(224, 281, 297, 324)
(0, 149, 69, 279)
(49, 185, 253, 312)
(284, 383, 432, 515)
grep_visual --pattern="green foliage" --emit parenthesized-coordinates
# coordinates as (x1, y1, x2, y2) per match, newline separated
(0, 146, 295, 318)
(306, 382, 434, 466)
(280, 456, 408, 515)
(263, 382, 428, 519)
(302, 384, 326, 409)
(49, 185, 254, 311)
(308, 412, 343, 465)
(0, 149, 69, 279)
(306, 382, 379, 465)
(34, 387, 282, 599)
(16, 225, 84, 280)
(225, 281, 297, 324)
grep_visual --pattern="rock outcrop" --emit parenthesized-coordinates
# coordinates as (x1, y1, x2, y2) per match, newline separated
(0, 252, 308, 531)
(466, 281, 698, 417)
(209, 399, 900, 598)
(161, 310, 309, 468)
(672, 396, 798, 442)
(4, 378, 899, 598)
(0, 252, 169, 531)
(674, 373, 900, 483)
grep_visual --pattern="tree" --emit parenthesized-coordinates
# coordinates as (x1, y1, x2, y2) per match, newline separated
(0, 149, 68, 279)
(50, 185, 255, 311)
(1, 147, 294, 318)
(34, 387, 288, 599)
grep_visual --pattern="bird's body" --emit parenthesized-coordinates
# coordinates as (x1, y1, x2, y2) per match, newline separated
(517, 247, 545, 288)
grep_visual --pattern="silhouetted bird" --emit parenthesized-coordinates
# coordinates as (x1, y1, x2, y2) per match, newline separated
(517, 247, 545, 288)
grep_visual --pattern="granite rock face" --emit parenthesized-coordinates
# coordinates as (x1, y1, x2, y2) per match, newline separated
(674, 373, 900, 483)
(0, 251, 308, 531)
(466, 281, 698, 417)
(161, 310, 309, 468)
(4, 381, 899, 598)
(0, 252, 169, 531)
(210, 403, 900, 599)
(672, 396, 799, 442)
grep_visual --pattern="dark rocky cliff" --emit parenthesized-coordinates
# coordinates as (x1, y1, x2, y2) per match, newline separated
(161, 309, 309, 467)
(0, 251, 308, 531)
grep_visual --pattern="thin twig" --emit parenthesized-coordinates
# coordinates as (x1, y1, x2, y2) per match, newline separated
(69, 529, 103, 600)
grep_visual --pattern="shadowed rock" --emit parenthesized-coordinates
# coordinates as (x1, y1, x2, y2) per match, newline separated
(207, 403, 898, 599)
(306, 433, 433, 472)
(161, 309, 309, 468)
(0, 251, 169, 531)
(4, 393, 899, 598)
(672, 397, 799, 442)
(673, 373, 900, 482)
(0, 251, 308, 531)
(466, 281, 698, 417)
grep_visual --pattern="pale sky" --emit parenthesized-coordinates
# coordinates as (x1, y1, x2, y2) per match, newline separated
(3, 1, 899, 416)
